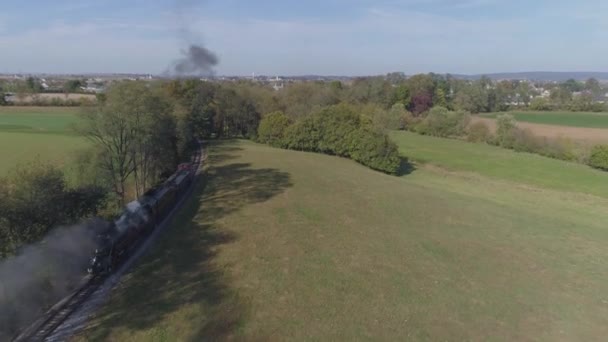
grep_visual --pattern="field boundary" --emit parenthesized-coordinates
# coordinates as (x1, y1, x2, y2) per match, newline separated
(472, 116, 608, 143)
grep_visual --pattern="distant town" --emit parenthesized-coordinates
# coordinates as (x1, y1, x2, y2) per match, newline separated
(2, 71, 608, 107)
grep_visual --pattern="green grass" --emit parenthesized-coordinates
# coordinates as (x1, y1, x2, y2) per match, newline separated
(0, 106, 80, 134)
(480, 110, 608, 128)
(79, 139, 608, 341)
(391, 131, 608, 198)
(0, 107, 86, 175)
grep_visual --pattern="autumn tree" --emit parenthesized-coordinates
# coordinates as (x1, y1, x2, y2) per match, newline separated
(78, 81, 179, 202)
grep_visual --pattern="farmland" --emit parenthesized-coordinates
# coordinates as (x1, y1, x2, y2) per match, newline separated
(480, 111, 608, 128)
(0, 107, 86, 174)
(79, 138, 608, 341)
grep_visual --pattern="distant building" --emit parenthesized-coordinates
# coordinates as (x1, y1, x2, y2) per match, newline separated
(271, 76, 284, 91)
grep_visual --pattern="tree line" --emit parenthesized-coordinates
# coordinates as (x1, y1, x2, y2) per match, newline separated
(0, 79, 261, 258)
(224, 73, 607, 116)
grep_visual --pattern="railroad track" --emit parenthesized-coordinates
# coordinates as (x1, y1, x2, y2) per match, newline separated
(13, 142, 205, 342)
(13, 276, 103, 342)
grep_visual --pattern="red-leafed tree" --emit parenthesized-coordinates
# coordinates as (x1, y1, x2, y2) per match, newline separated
(410, 92, 433, 116)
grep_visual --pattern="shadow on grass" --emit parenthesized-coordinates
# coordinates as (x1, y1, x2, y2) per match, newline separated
(82, 140, 292, 341)
(397, 157, 416, 176)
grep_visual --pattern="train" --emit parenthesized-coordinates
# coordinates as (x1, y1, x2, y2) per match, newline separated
(87, 162, 196, 275)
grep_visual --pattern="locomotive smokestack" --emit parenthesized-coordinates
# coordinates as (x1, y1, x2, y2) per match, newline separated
(169, 0, 219, 76)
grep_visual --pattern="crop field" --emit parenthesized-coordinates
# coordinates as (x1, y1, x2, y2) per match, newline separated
(0, 106, 86, 174)
(79, 137, 608, 341)
(480, 111, 608, 128)
(472, 116, 608, 144)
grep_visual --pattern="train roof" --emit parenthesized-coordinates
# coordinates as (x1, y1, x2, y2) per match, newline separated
(173, 172, 190, 185)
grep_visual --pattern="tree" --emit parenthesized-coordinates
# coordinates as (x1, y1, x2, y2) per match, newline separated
(562, 79, 583, 93)
(410, 91, 433, 116)
(385, 103, 409, 130)
(390, 83, 411, 109)
(78, 81, 178, 202)
(529, 97, 552, 111)
(585, 78, 602, 96)
(453, 82, 489, 113)
(257, 111, 291, 147)
(78, 102, 134, 203)
(433, 88, 448, 108)
(589, 145, 608, 171)
(550, 87, 572, 108)
(496, 114, 517, 148)
(415, 106, 470, 137)
(365, 103, 409, 130)
(0, 162, 105, 257)
(568, 92, 594, 112)
(515, 81, 531, 106)
(64, 79, 83, 93)
(347, 77, 392, 108)
(214, 88, 261, 138)
(407, 74, 435, 97)
(25, 77, 42, 93)
(386, 72, 406, 84)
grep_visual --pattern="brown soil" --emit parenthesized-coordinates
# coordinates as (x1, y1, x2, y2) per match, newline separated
(472, 117, 608, 144)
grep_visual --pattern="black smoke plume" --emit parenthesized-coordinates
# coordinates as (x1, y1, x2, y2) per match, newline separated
(173, 45, 219, 75)
(169, 0, 219, 76)
(0, 220, 107, 340)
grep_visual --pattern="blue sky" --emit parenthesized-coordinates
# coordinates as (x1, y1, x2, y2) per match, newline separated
(1, 0, 607, 75)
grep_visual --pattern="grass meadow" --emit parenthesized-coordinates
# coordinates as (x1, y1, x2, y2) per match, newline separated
(78, 137, 608, 341)
(0, 106, 86, 174)
(481, 111, 608, 128)
(390, 131, 608, 198)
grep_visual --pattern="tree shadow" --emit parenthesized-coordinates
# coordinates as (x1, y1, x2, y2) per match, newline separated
(80, 140, 292, 341)
(205, 140, 244, 165)
(396, 156, 416, 176)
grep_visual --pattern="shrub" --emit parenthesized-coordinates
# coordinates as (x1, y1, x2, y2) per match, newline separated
(589, 145, 608, 170)
(538, 136, 577, 161)
(379, 104, 409, 130)
(283, 118, 320, 152)
(257, 111, 291, 147)
(348, 128, 401, 173)
(467, 121, 492, 143)
(511, 128, 542, 153)
(529, 97, 553, 111)
(400, 110, 420, 131)
(415, 106, 470, 137)
(495, 114, 517, 148)
(282, 104, 401, 174)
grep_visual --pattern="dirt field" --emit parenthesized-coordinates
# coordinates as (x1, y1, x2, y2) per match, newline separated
(472, 117, 608, 144)
(6, 93, 96, 103)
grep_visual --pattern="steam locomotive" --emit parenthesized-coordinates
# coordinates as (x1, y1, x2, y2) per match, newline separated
(87, 162, 195, 275)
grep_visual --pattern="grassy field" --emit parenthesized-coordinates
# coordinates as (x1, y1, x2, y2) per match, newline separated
(480, 111, 608, 128)
(0, 106, 81, 134)
(390, 131, 608, 198)
(79, 138, 608, 341)
(0, 106, 86, 174)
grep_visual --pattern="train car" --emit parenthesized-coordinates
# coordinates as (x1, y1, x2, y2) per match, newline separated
(87, 161, 195, 275)
(140, 184, 177, 224)
(171, 171, 192, 196)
